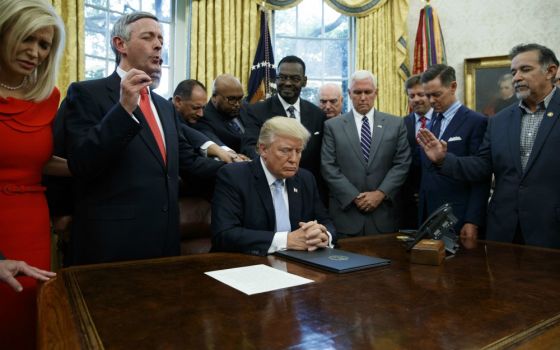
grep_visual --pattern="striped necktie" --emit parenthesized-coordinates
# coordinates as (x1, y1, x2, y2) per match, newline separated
(287, 106, 296, 118)
(360, 115, 372, 162)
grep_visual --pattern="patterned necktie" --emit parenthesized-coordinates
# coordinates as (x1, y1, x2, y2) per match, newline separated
(272, 180, 291, 232)
(287, 105, 296, 118)
(139, 88, 166, 164)
(431, 113, 444, 139)
(360, 116, 372, 162)
(228, 119, 243, 134)
(419, 115, 427, 129)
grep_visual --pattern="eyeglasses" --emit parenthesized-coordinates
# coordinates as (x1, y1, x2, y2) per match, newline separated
(276, 74, 303, 83)
(217, 94, 244, 105)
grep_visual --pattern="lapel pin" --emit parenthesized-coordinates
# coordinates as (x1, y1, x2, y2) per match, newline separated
(377, 125, 382, 128)
(547, 112, 554, 117)
(293, 188, 298, 193)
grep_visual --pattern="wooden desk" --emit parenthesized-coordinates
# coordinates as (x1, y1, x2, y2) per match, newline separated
(38, 235, 560, 349)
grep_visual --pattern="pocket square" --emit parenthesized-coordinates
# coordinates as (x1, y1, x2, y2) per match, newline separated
(314, 131, 320, 135)
(448, 136, 462, 142)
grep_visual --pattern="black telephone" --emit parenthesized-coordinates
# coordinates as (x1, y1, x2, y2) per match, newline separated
(406, 203, 459, 254)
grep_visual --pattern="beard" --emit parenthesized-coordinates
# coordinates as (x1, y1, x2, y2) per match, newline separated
(515, 89, 531, 100)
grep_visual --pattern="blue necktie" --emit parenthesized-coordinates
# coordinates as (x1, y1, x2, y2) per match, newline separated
(360, 116, 372, 162)
(272, 180, 291, 232)
(431, 113, 444, 139)
(228, 119, 243, 134)
(287, 106, 296, 118)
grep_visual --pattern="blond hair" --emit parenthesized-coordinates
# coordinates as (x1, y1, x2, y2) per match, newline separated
(258, 116, 310, 149)
(0, 0, 65, 101)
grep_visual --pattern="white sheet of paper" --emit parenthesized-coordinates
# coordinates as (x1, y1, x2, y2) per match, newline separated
(205, 264, 314, 295)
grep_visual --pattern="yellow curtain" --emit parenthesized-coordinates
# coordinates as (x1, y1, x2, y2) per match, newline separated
(51, 0, 85, 99)
(356, 0, 409, 116)
(190, 0, 260, 92)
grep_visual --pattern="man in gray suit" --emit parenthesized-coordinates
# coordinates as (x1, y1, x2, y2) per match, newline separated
(321, 70, 411, 237)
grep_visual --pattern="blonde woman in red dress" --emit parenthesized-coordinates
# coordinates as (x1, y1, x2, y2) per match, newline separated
(0, 0, 68, 347)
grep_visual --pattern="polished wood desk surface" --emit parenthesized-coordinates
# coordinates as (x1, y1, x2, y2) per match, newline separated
(38, 235, 560, 349)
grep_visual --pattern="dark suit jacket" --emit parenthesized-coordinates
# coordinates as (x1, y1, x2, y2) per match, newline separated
(195, 102, 244, 153)
(211, 159, 335, 256)
(419, 106, 490, 232)
(397, 112, 423, 229)
(240, 95, 325, 181)
(441, 89, 560, 248)
(63, 72, 223, 265)
(179, 120, 223, 150)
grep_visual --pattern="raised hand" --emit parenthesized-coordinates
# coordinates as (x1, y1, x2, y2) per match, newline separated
(416, 128, 447, 165)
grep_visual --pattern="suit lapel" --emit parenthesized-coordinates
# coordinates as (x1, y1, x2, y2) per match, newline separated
(286, 176, 301, 231)
(105, 72, 120, 105)
(342, 112, 367, 167)
(368, 111, 385, 166)
(271, 96, 288, 117)
(251, 159, 276, 227)
(508, 106, 523, 176)
(440, 106, 467, 141)
(133, 90, 167, 168)
(523, 90, 560, 175)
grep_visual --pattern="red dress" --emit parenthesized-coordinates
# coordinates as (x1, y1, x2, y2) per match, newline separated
(0, 88, 60, 349)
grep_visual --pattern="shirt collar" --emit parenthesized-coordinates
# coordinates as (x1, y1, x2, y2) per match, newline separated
(352, 107, 375, 121)
(415, 108, 434, 122)
(260, 157, 284, 187)
(519, 86, 557, 113)
(441, 100, 461, 119)
(277, 94, 301, 113)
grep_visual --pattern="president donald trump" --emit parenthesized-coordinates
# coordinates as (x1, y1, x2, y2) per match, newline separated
(211, 117, 335, 255)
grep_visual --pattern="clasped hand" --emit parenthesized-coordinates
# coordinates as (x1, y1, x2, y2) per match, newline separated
(354, 190, 385, 213)
(287, 220, 329, 251)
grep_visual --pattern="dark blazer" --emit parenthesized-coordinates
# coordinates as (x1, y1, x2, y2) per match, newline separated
(441, 89, 560, 248)
(397, 112, 423, 229)
(211, 159, 335, 256)
(419, 105, 490, 231)
(195, 102, 244, 153)
(63, 72, 223, 265)
(240, 95, 325, 181)
(179, 120, 223, 150)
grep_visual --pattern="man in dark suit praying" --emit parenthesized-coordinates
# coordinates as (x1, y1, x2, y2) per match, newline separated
(418, 43, 560, 248)
(212, 117, 335, 256)
(195, 74, 248, 155)
(418, 64, 490, 239)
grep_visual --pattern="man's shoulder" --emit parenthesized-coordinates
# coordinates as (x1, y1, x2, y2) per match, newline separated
(459, 105, 487, 121)
(300, 98, 324, 114)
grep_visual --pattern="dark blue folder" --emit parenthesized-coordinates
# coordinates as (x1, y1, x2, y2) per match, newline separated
(275, 248, 390, 273)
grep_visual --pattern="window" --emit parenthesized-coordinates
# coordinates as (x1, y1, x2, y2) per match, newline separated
(84, 0, 173, 96)
(273, 0, 354, 111)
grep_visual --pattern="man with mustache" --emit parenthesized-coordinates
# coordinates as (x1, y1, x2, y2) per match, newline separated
(419, 64, 489, 239)
(418, 44, 560, 248)
(60, 12, 222, 264)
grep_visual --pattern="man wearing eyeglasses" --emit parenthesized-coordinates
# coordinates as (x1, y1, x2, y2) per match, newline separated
(195, 74, 249, 155)
(241, 56, 326, 194)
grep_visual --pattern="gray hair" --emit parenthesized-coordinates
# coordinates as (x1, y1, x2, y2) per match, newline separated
(350, 70, 377, 89)
(110, 12, 158, 65)
(258, 117, 310, 149)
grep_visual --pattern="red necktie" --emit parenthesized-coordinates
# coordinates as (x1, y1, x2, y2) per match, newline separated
(139, 88, 166, 164)
(419, 115, 427, 129)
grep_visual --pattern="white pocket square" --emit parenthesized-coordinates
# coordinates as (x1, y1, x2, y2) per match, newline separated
(448, 136, 462, 142)
(314, 131, 320, 135)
